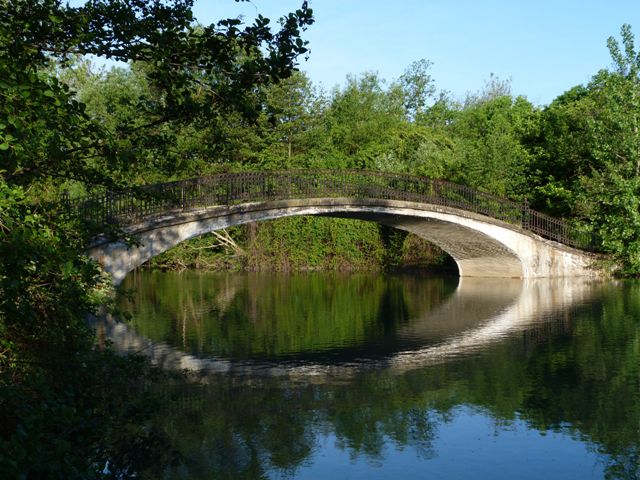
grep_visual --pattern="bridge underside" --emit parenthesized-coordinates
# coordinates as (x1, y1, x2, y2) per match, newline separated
(87, 198, 598, 285)
(324, 211, 522, 277)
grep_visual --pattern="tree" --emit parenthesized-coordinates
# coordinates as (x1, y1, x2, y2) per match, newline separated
(577, 25, 640, 273)
(320, 72, 406, 169)
(0, 1, 314, 477)
(444, 80, 537, 199)
(1, 0, 314, 188)
(527, 85, 595, 216)
(212, 71, 325, 169)
(398, 59, 437, 121)
(527, 24, 640, 272)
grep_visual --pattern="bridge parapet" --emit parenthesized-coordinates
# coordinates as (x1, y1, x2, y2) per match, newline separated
(65, 170, 596, 252)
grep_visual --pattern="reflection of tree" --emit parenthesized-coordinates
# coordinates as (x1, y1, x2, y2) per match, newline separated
(155, 380, 319, 479)
(119, 272, 456, 360)
(143, 281, 639, 479)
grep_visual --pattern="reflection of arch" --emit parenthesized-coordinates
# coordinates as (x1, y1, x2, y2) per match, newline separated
(90, 277, 603, 379)
(88, 198, 598, 285)
(388, 277, 598, 373)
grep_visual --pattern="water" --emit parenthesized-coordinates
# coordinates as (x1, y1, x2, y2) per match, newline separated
(109, 271, 640, 479)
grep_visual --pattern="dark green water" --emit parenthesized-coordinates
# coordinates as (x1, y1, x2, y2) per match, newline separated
(114, 271, 640, 479)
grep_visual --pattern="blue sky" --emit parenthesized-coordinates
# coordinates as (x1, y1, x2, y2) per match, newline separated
(194, 0, 640, 105)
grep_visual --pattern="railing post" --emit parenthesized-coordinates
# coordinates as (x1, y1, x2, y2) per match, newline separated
(522, 198, 530, 230)
(106, 192, 113, 224)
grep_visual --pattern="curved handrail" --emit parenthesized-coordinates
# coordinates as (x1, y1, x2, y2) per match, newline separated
(64, 170, 597, 252)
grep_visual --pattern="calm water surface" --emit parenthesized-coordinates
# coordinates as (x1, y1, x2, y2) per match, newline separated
(112, 271, 640, 479)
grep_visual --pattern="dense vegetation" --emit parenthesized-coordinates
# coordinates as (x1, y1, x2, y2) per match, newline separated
(0, 0, 313, 477)
(54, 26, 640, 273)
(1, 0, 640, 476)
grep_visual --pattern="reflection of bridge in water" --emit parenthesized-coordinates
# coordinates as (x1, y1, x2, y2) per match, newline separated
(389, 278, 595, 372)
(91, 277, 605, 380)
(76, 171, 603, 282)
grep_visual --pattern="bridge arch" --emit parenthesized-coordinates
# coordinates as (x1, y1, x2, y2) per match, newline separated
(87, 197, 597, 285)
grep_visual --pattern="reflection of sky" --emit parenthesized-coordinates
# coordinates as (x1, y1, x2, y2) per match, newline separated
(288, 406, 605, 480)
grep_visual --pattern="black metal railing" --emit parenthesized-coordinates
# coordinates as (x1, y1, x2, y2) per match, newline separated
(64, 170, 597, 251)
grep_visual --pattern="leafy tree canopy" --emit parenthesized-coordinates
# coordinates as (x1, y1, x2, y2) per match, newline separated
(0, 0, 313, 188)
(0, 1, 314, 477)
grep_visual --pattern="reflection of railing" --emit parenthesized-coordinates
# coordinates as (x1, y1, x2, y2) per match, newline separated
(63, 170, 597, 251)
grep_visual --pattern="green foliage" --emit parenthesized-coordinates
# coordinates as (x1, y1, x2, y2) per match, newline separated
(148, 227, 247, 271)
(0, 181, 176, 478)
(259, 72, 323, 167)
(379, 225, 408, 269)
(521, 24, 640, 273)
(147, 217, 452, 274)
(527, 85, 594, 216)
(399, 59, 438, 120)
(528, 24, 640, 272)
(245, 217, 386, 272)
(0, 43, 108, 189)
(5, 9, 640, 476)
(0, 0, 315, 477)
(1, 0, 314, 185)
(321, 73, 406, 169)
(581, 58, 640, 272)
(445, 84, 537, 199)
(0, 182, 98, 361)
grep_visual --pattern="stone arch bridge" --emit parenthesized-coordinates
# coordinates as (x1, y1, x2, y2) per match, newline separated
(72, 170, 601, 284)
